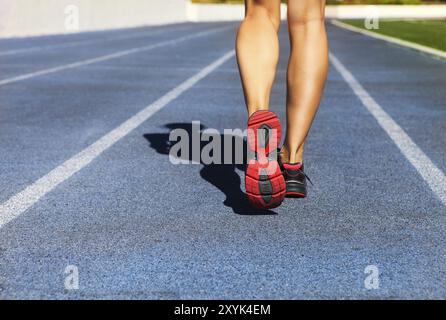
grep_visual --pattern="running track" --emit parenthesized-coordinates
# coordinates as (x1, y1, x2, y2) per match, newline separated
(0, 22, 445, 299)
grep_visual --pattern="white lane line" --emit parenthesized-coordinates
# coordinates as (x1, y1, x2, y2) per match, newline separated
(0, 25, 198, 57)
(0, 50, 235, 228)
(329, 52, 446, 207)
(331, 20, 446, 60)
(0, 26, 233, 87)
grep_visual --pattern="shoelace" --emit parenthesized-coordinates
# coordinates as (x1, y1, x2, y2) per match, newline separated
(304, 172, 313, 186)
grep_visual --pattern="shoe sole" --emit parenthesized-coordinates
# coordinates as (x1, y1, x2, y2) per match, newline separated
(285, 191, 307, 198)
(286, 193, 306, 198)
(245, 111, 286, 209)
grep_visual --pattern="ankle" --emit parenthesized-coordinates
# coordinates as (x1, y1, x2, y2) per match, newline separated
(247, 105, 269, 117)
(280, 145, 303, 164)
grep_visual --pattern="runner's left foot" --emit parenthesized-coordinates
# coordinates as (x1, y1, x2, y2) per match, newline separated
(245, 110, 286, 209)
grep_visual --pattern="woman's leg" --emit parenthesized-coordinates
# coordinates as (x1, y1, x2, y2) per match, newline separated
(281, 0, 328, 164)
(236, 0, 281, 117)
(237, 0, 286, 209)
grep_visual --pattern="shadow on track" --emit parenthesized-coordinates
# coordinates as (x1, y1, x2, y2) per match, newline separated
(143, 123, 277, 215)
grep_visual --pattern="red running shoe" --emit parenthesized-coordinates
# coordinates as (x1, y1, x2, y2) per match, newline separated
(245, 110, 286, 209)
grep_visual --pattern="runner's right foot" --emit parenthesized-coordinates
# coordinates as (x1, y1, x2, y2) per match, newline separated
(280, 162, 308, 198)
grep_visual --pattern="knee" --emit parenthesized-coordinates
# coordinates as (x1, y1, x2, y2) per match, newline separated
(287, 0, 325, 30)
(245, 1, 281, 32)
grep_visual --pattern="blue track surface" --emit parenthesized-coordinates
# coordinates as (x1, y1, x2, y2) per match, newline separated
(0, 22, 445, 299)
